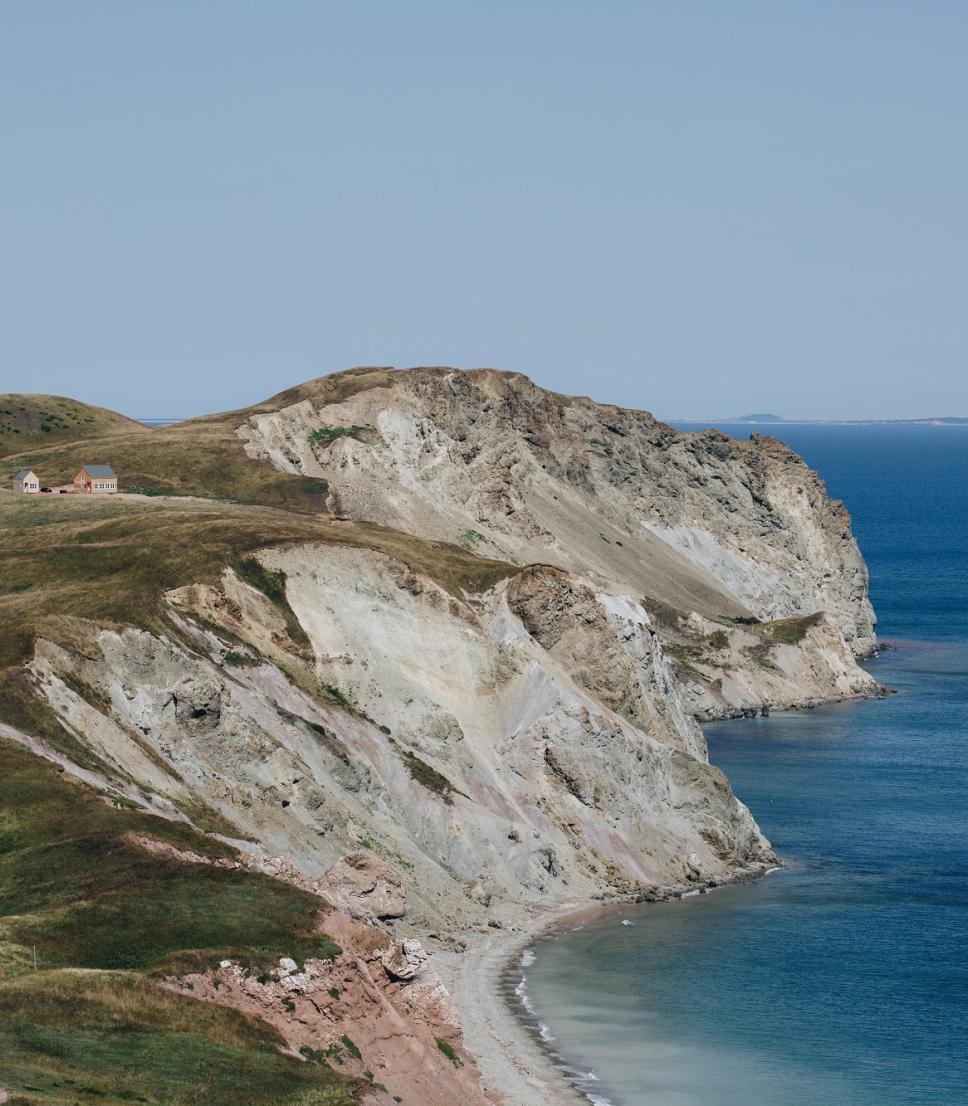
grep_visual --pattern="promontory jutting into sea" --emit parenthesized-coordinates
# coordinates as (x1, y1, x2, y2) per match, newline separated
(7, 367, 959, 1106)
(520, 419, 968, 1106)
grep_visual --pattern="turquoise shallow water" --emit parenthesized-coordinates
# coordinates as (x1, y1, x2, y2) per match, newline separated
(522, 425, 968, 1106)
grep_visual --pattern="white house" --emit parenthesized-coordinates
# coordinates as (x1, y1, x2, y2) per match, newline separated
(74, 465, 118, 494)
(12, 469, 40, 494)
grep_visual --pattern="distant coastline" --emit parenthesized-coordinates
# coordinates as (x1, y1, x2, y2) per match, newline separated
(671, 414, 968, 427)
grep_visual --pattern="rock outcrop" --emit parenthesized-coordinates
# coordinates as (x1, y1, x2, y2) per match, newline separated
(177, 943, 487, 1106)
(506, 563, 707, 758)
(317, 852, 406, 924)
(163, 876, 487, 1106)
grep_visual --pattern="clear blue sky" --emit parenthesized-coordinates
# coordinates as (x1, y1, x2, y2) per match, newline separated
(1, 2, 965, 419)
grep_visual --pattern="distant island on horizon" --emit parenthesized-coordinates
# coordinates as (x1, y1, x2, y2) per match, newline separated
(673, 413, 968, 427)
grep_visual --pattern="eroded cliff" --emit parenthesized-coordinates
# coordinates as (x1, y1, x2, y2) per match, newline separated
(0, 366, 883, 1106)
(24, 544, 771, 929)
(239, 367, 879, 702)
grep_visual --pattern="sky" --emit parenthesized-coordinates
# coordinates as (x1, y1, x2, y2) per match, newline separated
(1, 2, 966, 420)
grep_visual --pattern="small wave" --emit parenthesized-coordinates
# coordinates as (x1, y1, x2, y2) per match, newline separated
(621, 918, 634, 926)
(507, 945, 619, 1106)
(513, 975, 536, 1016)
(571, 1071, 616, 1106)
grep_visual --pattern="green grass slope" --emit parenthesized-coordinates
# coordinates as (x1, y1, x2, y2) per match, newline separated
(0, 738, 353, 1106)
(0, 395, 148, 460)
(0, 417, 331, 510)
(0, 972, 351, 1106)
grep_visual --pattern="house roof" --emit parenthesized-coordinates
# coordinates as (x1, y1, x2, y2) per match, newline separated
(14, 470, 36, 480)
(79, 464, 116, 477)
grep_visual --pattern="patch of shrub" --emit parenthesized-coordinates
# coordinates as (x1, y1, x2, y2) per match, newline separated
(435, 1036, 462, 1067)
(234, 556, 311, 650)
(307, 427, 366, 450)
(765, 612, 824, 645)
(57, 671, 114, 716)
(339, 1033, 362, 1061)
(387, 738, 464, 805)
(321, 684, 355, 713)
(222, 650, 250, 667)
(640, 594, 685, 630)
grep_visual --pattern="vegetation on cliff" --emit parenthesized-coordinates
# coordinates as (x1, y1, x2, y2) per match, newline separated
(0, 739, 353, 1104)
(0, 394, 148, 459)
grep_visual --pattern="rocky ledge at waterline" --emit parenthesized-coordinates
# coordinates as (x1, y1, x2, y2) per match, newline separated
(0, 366, 884, 1105)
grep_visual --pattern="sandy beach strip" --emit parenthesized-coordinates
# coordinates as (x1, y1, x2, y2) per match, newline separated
(433, 864, 779, 1106)
(433, 901, 606, 1106)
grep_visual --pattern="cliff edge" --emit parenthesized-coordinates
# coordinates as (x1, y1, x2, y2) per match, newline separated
(0, 366, 883, 1106)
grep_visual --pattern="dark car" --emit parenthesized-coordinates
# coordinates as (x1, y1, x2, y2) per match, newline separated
(59, 489, 69, 494)
(40, 487, 52, 493)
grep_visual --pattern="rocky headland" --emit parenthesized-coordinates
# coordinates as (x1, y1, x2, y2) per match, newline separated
(0, 367, 884, 1105)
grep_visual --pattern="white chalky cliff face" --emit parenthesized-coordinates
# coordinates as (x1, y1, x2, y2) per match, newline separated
(239, 367, 876, 657)
(26, 542, 773, 936)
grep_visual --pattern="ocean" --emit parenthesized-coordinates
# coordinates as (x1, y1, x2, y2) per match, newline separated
(520, 424, 968, 1106)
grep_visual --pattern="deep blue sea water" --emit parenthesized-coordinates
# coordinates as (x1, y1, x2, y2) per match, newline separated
(523, 425, 968, 1106)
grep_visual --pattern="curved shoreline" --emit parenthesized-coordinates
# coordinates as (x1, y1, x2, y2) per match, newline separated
(493, 662, 891, 1106)
(432, 662, 891, 1105)
(432, 901, 592, 1106)
(476, 864, 781, 1106)
(496, 904, 627, 1106)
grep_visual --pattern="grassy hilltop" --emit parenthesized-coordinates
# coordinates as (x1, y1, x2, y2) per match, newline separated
(0, 492, 515, 671)
(0, 412, 315, 510)
(0, 395, 148, 459)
